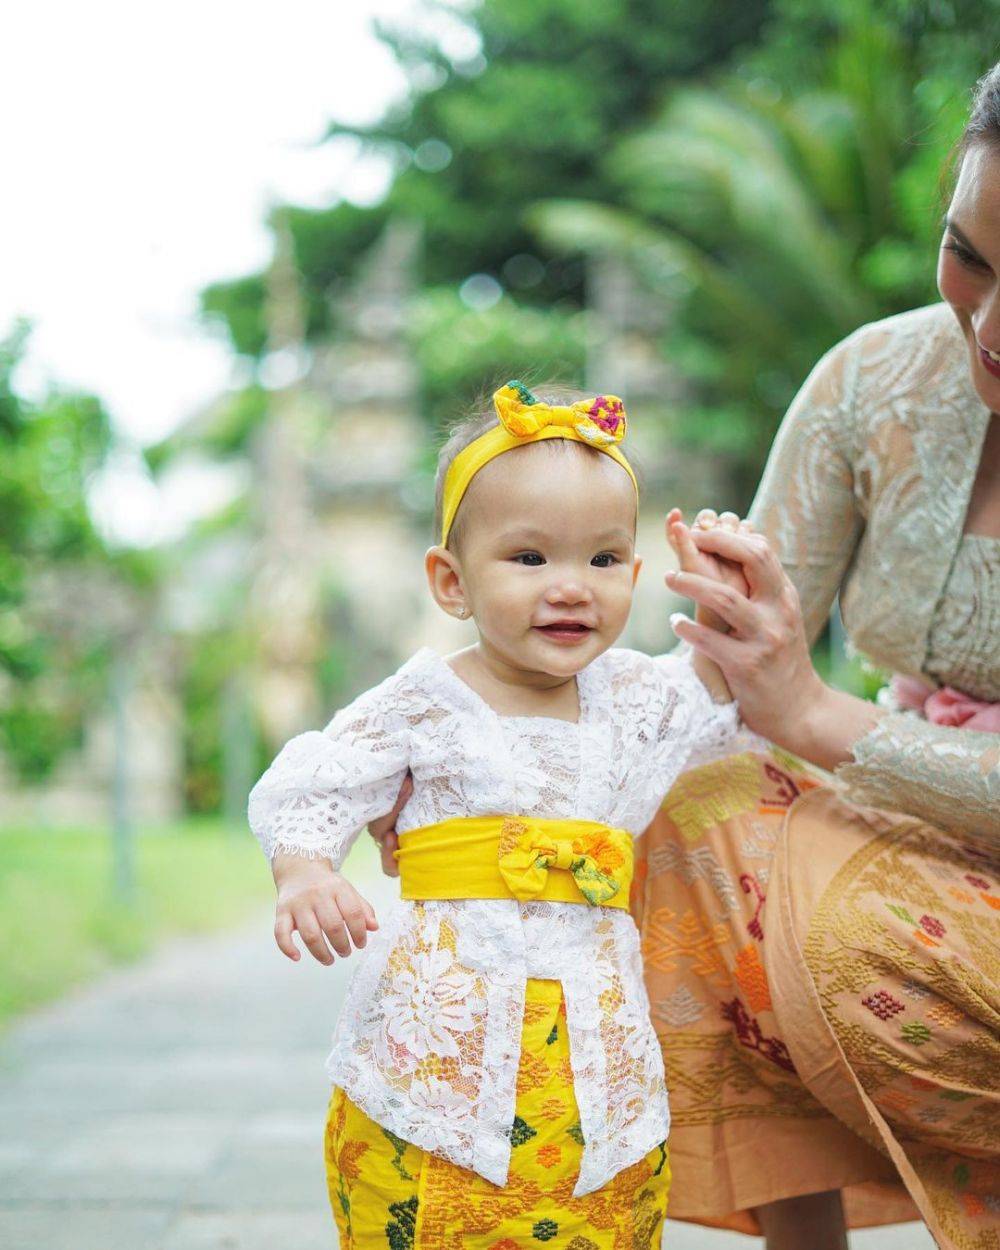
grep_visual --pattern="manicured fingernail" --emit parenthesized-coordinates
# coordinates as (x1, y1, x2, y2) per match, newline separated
(670, 612, 688, 630)
(664, 570, 678, 584)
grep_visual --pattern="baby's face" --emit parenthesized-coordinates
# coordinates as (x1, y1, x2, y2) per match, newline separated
(452, 442, 640, 679)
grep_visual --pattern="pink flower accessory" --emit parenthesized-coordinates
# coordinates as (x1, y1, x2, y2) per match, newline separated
(492, 380, 629, 447)
(890, 675, 1000, 734)
(586, 395, 625, 437)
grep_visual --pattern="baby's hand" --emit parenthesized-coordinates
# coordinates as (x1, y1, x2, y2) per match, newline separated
(271, 852, 378, 965)
(666, 507, 751, 634)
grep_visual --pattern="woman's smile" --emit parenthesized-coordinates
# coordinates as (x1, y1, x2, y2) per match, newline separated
(979, 342, 1000, 379)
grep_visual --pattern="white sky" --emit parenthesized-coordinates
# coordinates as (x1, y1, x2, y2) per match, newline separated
(0, 0, 467, 543)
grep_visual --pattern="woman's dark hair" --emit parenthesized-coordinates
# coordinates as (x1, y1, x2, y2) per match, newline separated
(941, 62, 1000, 203)
(958, 62, 1000, 159)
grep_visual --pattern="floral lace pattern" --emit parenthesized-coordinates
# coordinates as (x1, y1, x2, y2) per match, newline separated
(750, 303, 999, 840)
(248, 646, 738, 1194)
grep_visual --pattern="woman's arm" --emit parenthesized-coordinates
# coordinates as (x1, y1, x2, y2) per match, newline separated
(668, 526, 999, 839)
(665, 526, 881, 764)
(664, 320, 1000, 837)
(747, 333, 865, 645)
(666, 329, 870, 750)
(836, 711, 1000, 839)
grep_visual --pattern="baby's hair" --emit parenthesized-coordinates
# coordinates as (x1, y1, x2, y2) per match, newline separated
(433, 379, 634, 550)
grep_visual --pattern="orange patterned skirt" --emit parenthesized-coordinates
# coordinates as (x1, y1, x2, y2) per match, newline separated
(325, 977, 671, 1249)
(635, 750, 1000, 1249)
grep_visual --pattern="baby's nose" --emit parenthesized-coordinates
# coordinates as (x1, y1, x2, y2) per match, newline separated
(545, 578, 592, 604)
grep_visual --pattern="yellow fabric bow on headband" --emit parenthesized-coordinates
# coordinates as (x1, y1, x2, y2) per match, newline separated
(440, 380, 638, 546)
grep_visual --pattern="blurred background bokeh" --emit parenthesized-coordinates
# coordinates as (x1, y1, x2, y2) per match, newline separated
(2, 0, 998, 1025)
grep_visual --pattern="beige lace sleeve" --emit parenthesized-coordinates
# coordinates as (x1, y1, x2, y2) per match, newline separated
(748, 334, 863, 645)
(836, 712, 1000, 841)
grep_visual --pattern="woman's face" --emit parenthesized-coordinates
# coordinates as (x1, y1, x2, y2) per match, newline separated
(937, 141, 1000, 413)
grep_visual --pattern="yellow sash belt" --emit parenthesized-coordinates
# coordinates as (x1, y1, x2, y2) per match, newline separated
(395, 815, 633, 909)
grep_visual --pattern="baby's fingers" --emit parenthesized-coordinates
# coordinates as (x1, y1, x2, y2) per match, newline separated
(664, 508, 684, 553)
(669, 519, 703, 575)
(331, 880, 378, 951)
(314, 900, 354, 958)
(293, 907, 336, 965)
(274, 910, 300, 962)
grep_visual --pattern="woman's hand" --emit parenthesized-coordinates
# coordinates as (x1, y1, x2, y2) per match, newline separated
(664, 519, 832, 749)
(367, 773, 413, 878)
(665, 507, 750, 633)
(271, 853, 378, 964)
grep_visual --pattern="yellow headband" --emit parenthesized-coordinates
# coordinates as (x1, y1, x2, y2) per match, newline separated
(440, 381, 638, 546)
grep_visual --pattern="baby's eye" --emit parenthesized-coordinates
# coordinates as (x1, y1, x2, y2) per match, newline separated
(591, 552, 620, 568)
(513, 552, 545, 566)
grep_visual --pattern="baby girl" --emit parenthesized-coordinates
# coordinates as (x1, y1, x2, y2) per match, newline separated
(249, 380, 748, 1247)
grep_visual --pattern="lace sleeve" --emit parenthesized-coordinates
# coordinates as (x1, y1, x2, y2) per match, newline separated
(247, 675, 411, 867)
(837, 712, 1000, 843)
(652, 649, 741, 765)
(748, 333, 864, 646)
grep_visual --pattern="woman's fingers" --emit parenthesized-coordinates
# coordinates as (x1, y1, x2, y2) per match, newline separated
(379, 829, 400, 878)
(665, 569, 758, 634)
(392, 772, 414, 815)
(694, 508, 718, 529)
(369, 773, 413, 841)
(669, 612, 741, 667)
(368, 772, 412, 877)
(687, 526, 781, 594)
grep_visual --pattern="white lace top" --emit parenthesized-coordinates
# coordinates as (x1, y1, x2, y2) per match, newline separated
(248, 645, 739, 1195)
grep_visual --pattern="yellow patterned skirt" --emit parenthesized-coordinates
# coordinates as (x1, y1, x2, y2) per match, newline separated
(325, 977, 671, 1249)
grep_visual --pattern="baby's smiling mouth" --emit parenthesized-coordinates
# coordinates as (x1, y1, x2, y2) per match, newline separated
(533, 620, 595, 640)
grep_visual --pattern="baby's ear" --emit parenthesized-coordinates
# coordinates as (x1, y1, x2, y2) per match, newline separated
(425, 545, 467, 619)
(632, 555, 643, 586)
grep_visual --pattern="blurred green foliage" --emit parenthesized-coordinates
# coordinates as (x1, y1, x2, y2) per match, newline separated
(411, 289, 588, 432)
(532, 0, 997, 499)
(0, 325, 119, 780)
(197, 0, 997, 506)
(198, 0, 773, 374)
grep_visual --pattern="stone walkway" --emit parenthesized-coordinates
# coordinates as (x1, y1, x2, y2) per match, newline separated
(0, 865, 935, 1250)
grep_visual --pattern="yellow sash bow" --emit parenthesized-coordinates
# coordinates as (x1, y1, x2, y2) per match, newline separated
(395, 815, 633, 909)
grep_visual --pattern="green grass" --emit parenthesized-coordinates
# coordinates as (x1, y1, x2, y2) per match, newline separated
(0, 819, 273, 1027)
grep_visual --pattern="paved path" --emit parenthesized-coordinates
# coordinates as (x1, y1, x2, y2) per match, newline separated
(0, 861, 935, 1250)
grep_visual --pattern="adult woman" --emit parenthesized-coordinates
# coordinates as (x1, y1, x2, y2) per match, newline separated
(645, 65, 1000, 1248)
